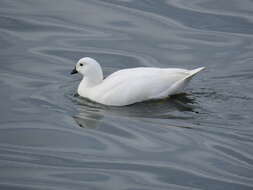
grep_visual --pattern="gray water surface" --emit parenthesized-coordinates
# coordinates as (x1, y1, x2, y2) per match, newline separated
(1, 0, 253, 189)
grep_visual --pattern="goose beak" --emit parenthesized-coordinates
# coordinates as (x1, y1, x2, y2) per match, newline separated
(71, 68, 78, 75)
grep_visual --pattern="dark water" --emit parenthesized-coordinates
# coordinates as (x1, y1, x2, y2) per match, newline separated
(1, 0, 253, 189)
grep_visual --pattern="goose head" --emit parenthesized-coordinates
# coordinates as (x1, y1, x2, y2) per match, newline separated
(71, 57, 103, 85)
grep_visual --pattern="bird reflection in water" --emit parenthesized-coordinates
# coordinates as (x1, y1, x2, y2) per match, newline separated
(73, 93, 197, 129)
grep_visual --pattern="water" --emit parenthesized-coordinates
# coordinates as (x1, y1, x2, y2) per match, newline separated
(1, 0, 253, 189)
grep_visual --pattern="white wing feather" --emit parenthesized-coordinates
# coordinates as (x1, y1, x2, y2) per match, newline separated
(92, 67, 198, 106)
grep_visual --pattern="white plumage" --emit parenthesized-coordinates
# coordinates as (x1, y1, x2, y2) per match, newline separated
(71, 57, 205, 106)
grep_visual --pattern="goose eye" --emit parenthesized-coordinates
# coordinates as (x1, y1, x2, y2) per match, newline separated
(80, 63, 83, 66)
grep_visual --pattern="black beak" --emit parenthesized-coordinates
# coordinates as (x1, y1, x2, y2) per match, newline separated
(71, 68, 78, 75)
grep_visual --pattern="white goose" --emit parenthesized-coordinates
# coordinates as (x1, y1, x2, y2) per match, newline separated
(71, 57, 205, 106)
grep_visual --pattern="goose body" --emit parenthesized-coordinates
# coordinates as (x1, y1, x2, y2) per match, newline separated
(71, 57, 205, 106)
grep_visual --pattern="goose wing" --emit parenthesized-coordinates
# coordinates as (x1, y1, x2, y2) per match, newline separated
(94, 68, 191, 106)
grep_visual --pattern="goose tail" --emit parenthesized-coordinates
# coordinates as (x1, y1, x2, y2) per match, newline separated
(189, 67, 205, 77)
(181, 66, 205, 83)
(166, 67, 205, 95)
